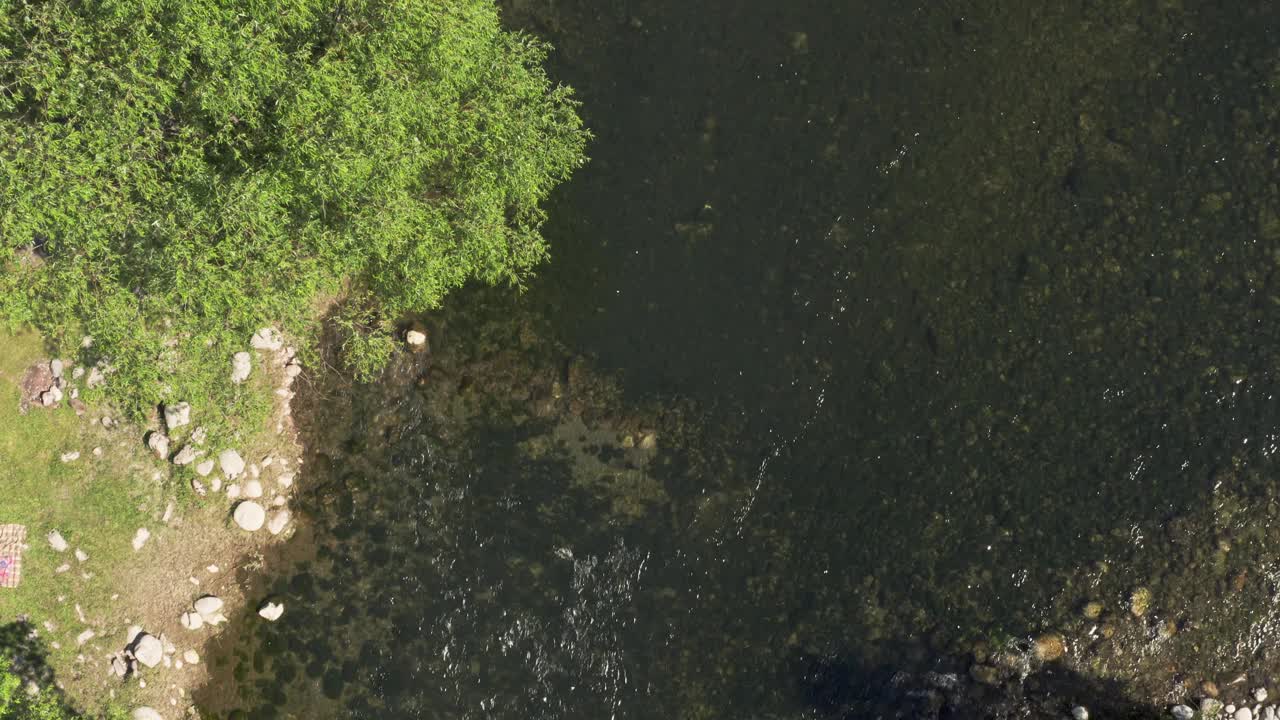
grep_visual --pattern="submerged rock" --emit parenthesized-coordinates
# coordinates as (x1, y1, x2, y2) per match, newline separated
(258, 600, 284, 621)
(233, 501, 265, 531)
(1033, 633, 1065, 662)
(1129, 587, 1152, 617)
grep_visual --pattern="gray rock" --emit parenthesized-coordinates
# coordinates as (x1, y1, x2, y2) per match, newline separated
(195, 459, 215, 477)
(86, 366, 105, 388)
(47, 530, 69, 552)
(50, 359, 63, 377)
(190, 426, 208, 444)
(1171, 706, 1194, 720)
(146, 432, 169, 460)
(131, 708, 164, 720)
(132, 633, 162, 668)
(193, 595, 224, 620)
(110, 655, 128, 677)
(233, 501, 266, 531)
(163, 402, 191, 430)
(182, 649, 199, 664)
(231, 351, 252, 384)
(131, 528, 150, 551)
(179, 611, 203, 630)
(219, 449, 245, 478)
(243, 479, 263, 499)
(172, 445, 201, 466)
(1238, 708, 1255, 720)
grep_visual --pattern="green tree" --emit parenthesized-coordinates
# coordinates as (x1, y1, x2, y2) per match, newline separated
(0, 0, 587, 429)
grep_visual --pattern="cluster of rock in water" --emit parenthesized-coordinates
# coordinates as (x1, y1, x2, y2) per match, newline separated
(1170, 687, 1277, 720)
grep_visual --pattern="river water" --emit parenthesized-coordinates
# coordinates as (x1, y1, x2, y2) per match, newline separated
(197, 2, 1280, 718)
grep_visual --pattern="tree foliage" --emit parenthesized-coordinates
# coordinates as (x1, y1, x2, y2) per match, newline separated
(0, 0, 587, 426)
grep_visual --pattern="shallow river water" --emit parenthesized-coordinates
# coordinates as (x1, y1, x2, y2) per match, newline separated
(198, 2, 1280, 718)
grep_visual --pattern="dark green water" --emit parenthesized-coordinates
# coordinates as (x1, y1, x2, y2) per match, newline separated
(199, 2, 1280, 718)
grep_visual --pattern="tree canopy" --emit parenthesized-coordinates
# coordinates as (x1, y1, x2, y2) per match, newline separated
(0, 0, 587, 426)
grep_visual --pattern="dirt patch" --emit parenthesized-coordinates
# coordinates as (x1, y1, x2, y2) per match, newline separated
(18, 361, 55, 413)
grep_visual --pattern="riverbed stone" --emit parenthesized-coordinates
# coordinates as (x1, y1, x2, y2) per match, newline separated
(163, 402, 191, 430)
(132, 633, 162, 668)
(233, 501, 265, 531)
(231, 351, 252, 383)
(219, 449, 245, 477)
(258, 600, 284, 621)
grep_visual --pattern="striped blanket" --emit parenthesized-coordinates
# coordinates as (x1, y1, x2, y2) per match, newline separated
(0, 524, 26, 588)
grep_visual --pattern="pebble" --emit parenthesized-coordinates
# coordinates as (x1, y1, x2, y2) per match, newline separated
(195, 459, 215, 477)
(210, 477, 223, 493)
(190, 478, 206, 496)
(243, 479, 263, 499)
(74, 549, 88, 563)
(131, 528, 150, 551)
(233, 501, 266, 531)
(50, 359, 63, 377)
(182, 649, 198, 664)
(406, 330, 427, 346)
(172, 445, 200, 466)
(92, 447, 102, 456)
(219, 449, 245, 478)
(1237, 708, 1254, 720)
(207, 564, 219, 573)
(59, 451, 79, 463)
(1258, 689, 1270, 703)
(226, 484, 241, 500)
(131, 707, 163, 720)
(48, 531, 69, 552)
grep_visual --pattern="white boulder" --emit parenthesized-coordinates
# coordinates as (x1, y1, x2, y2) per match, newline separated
(233, 501, 265, 531)
(267, 510, 291, 536)
(179, 612, 203, 630)
(406, 330, 427, 346)
(258, 600, 284, 621)
(47, 531, 68, 552)
(195, 459, 215, 477)
(250, 328, 284, 351)
(131, 707, 164, 720)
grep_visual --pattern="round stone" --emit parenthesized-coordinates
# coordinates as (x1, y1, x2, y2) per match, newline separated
(233, 501, 265, 531)
(193, 595, 224, 620)
(132, 709, 164, 720)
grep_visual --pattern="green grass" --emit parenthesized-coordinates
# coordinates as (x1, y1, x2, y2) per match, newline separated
(0, 330, 166, 715)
